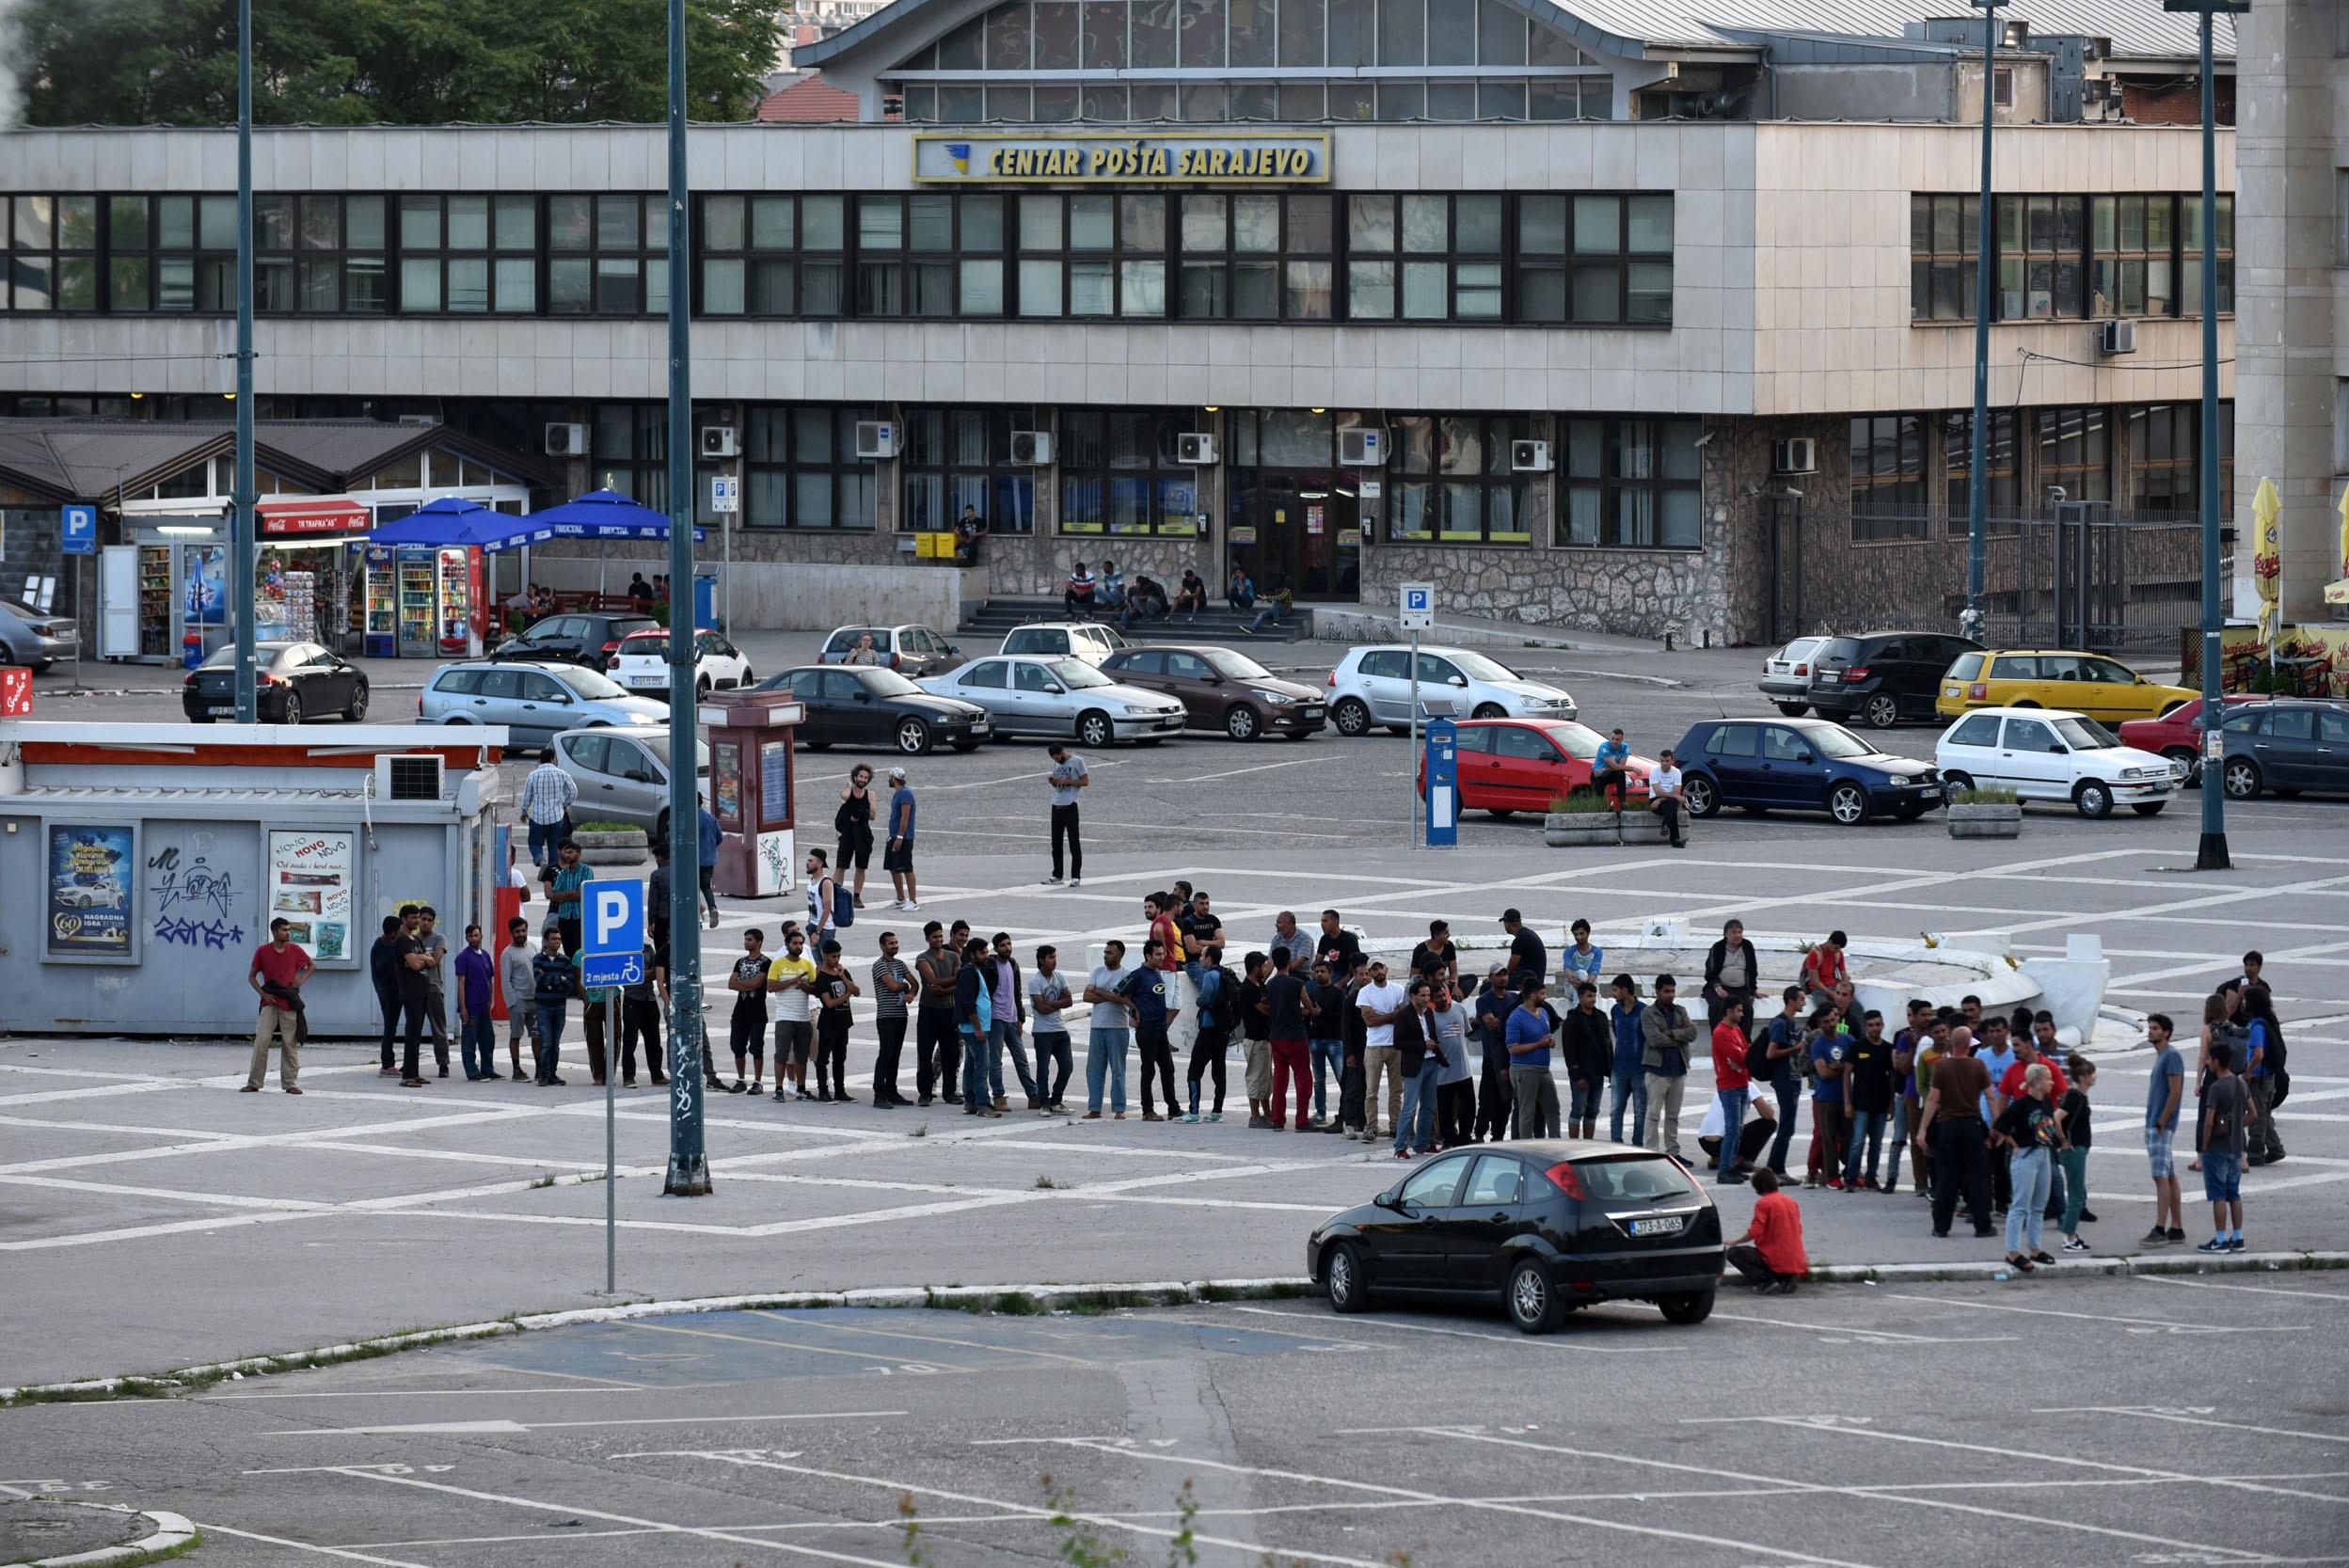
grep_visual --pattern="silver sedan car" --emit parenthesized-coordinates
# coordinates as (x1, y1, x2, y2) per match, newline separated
(919, 654, 1185, 747)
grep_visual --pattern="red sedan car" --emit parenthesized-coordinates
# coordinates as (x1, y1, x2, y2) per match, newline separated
(1420, 719, 1658, 817)
(2118, 694, 2264, 784)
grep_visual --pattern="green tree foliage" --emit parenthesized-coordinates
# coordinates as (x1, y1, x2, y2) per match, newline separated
(11, 0, 783, 127)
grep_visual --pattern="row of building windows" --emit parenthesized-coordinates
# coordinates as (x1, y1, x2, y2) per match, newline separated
(699, 189, 1670, 325)
(1909, 193, 2235, 322)
(1850, 401, 2233, 540)
(581, 402, 1702, 548)
(895, 0, 1586, 74)
(896, 76, 1616, 123)
(0, 188, 1670, 326)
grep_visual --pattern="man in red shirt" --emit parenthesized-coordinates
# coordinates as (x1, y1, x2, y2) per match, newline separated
(1725, 1167, 1808, 1293)
(245, 917, 315, 1094)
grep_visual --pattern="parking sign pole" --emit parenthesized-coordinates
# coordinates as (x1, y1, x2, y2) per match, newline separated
(1408, 628, 1421, 849)
(605, 1057, 616, 1293)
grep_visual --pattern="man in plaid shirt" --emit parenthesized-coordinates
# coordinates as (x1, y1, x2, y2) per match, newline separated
(520, 749, 578, 867)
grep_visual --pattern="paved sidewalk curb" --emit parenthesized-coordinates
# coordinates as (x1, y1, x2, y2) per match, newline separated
(7, 1254, 2341, 1407)
(22, 1502, 198, 1568)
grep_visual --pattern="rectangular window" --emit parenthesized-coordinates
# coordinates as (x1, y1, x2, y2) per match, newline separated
(1918, 189, 2224, 323)
(1944, 408, 2018, 530)
(1058, 408, 1200, 535)
(902, 405, 1035, 533)
(1559, 417, 1701, 548)
(2035, 405, 2111, 502)
(549, 192, 662, 315)
(1388, 413, 1532, 544)
(1908, 193, 1977, 321)
(740, 404, 881, 530)
(1849, 414, 1928, 540)
(2181, 194, 2233, 316)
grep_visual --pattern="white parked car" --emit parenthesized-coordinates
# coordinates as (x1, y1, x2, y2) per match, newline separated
(607, 628, 753, 698)
(998, 621, 1128, 666)
(1934, 705, 2183, 818)
(1324, 645, 1578, 736)
(919, 654, 1185, 747)
(1759, 634, 1833, 716)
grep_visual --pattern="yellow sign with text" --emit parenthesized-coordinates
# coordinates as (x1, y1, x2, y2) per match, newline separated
(913, 133, 1329, 185)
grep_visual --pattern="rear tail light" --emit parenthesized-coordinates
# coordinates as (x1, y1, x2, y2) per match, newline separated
(600, 641, 620, 656)
(1794, 662, 1809, 676)
(1843, 666, 1870, 681)
(256, 672, 278, 687)
(1542, 1161, 1587, 1201)
(1969, 681, 1988, 701)
(608, 655, 622, 671)
(183, 673, 198, 688)
(1325, 671, 1337, 688)
(890, 652, 901, 670)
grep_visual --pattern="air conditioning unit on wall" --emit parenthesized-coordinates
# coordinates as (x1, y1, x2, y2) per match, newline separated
(1511, 439, 1551, 472)
(698, 425, 739, 458)
(544, 422, 587, 456)
(1771, 437, 1818, 476)
(854, 420, 900, 459)
(1338, 428, 1386, 467)
(1009, 431, 1054, 465)
(2098, 319, 2137, 356)
(375, 754, 444, 801)
(1176, 433, 1218, 464)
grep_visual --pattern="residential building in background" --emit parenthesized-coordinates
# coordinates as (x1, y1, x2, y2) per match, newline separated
(0, 0, 2236, 648)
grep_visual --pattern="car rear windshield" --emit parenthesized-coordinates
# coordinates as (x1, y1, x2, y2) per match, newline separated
(1778, 637, 1827, 662)
(1819, 638, 1864, 661)
(608, 618, 657, 639)
(1574, 1155, 1701, 1205)
(622, 635, 670, 657)
(1948, 653, 1985, 680)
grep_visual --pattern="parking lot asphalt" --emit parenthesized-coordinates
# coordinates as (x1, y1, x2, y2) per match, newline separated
(4, 1275, 2343, 1568)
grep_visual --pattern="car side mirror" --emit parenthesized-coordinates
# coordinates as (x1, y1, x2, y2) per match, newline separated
(946, 643, 960, 657)
(1203, 673, 1223, 685)
(854, 690, 871, 703)
(2048, 743, 2067, 754)
(1045, 684, 1065, 696)
(1373, 1190, 1404, 1212)
(1798, 752, 1815, 765)
(1450, 675, 1468, 687)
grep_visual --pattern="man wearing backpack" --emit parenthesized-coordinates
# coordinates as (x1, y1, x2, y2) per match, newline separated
(1185, 945, 1235, 1123)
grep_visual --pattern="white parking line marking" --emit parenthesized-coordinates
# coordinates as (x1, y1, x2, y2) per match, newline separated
(1877, 1291, 2311, 1334)
(2139, 1275, 2349, 1304)
(268, 1410, 905, 1436)
(2034, 1406, 2349, 1447)
(196, 1522, 443, 1568)
(1226, 1303, 1667, 1354)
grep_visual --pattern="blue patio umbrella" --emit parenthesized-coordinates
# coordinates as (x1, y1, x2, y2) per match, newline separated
(366, 495, 553, 553)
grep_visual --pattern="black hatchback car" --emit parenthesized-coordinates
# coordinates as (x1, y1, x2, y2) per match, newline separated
(494, 611, 659, 669)
(756, 664, 992, 755)
(1674, 716, 1944, 825)
(1805, 631, 1983, 730)
(1309, 1141, 1722, 1333)
(183, 640, 369, 724)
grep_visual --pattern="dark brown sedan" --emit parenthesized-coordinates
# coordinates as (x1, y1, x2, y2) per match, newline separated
(1099, 644, 1326, 741)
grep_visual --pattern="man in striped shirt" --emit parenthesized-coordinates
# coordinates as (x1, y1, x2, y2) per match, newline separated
(520, 750, 578, 867)
(869, 929, 915, 1108)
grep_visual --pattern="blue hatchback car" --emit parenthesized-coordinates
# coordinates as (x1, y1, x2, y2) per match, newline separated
(1672, 717, 1945, 826)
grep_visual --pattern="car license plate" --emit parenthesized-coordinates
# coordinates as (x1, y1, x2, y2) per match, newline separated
(1627, 1215, 1685, 1238)
(629, 673, 663, 687)
(1918, 787, 1941, 800)
(1160, 715, 1183, 729)
(1302, 705, 1323, 718)
(208, 705, 235, 716)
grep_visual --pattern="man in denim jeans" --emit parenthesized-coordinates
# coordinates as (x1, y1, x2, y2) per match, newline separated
(1083, 940, 1134, 1119)
(1306, 958, 1346, 1129)
(1607, 974, 1649, 1145)
(987, 930, 1042, 1110)
(529, 926, 576, 1086)
(956, 937, 996, 1117)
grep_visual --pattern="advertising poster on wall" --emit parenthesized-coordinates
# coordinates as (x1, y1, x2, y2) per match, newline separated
(267, 829, 357, 964)
(46, 822, 137, 961)
(184, 545, 227, 626)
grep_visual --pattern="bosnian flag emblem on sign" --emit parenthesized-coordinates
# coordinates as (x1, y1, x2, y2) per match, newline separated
(945, 141, 971, 174)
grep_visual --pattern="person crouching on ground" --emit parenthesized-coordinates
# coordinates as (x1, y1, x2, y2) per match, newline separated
(1724, 1168, 1809, 1294)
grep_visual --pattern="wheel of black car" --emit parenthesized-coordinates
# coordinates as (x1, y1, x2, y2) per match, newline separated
(1472, 703, 1507, 720)
(1943, 769, 1975, 798)
(2221, 758, 2262, 800)
(2164, 747, 2200, 787)
(1774, 702, 1809, 718)
(279, 691, 303, 727)
(656, 809, 670, 843)
(1506, 1259, 1561, 1335)
(1827, 781, 1868, 826)
(1862, 692, 1899, 730)
(2073, 779, 2114, 819)
(1325, 1242, 1372, 1314)
(1226, 705, 1260, 741)
(895, 717, 933, 755)
(1658, 1289, 1715, 1325)
(1077, 709, 1114, 748)
(345, 681, 369, 722)
(1332, 698, 1372, 737)
(1684, 774, 1720, 817)
(2132, 800, 2166, 816)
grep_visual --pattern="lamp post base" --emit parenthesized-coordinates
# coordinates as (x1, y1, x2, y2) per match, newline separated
(2195, 832, 2232, 872)
(663, 1155, 713, 1196)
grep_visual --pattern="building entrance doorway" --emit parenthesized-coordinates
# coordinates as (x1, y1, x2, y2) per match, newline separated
(1228, 469, 1359, 601)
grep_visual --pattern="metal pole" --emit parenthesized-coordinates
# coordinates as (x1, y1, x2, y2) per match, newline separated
(230, 0, 257, 723)
(1408, 630, 1421, 849)
(1962, 0, 2005, 645)
(662, 0, 712, 1194)
(604, 1041, 617, 1291)
(2194, 5, 2230, 872)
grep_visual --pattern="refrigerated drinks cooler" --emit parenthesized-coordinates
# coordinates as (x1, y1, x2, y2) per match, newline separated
(365, 545, 482, 658)
(100, 529, 230, 664)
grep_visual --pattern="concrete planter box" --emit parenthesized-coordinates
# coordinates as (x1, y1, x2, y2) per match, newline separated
(1544, 811, 1679, 847)
(573, 827, 649, 867)
(1946, 803, 2023, 840)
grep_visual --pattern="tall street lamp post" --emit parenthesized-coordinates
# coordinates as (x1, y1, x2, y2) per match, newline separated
(1960, 0, 2008, 647)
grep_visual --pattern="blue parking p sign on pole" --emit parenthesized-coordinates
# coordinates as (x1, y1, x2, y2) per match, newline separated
(60, 504, 96, 556)
(1423, 718, 1458, 848)
(579, 878, 646, 989)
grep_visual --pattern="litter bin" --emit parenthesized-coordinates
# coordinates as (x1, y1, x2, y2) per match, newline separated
(183, 630, 204, 671)
(693, 574, 717, 633)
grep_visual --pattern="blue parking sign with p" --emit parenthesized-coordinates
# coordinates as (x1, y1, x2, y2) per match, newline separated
(61, 504, 96, 555)
(578, 878, 645, 988)
(1406, 587, 1428, 611)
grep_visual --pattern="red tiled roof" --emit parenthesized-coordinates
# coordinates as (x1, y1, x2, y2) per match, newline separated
(755, 74, 862, 123)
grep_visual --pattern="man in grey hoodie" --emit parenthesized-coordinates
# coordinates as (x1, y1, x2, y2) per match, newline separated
(497, 915, 535, 1083)
(1642, 973, 1699, 1160)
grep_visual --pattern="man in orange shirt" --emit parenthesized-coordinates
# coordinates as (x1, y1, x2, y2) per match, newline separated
(1724, 1168, 1808, 1294)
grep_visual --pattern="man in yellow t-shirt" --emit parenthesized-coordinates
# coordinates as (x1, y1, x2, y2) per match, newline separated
(767, 927, 819, 1103)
